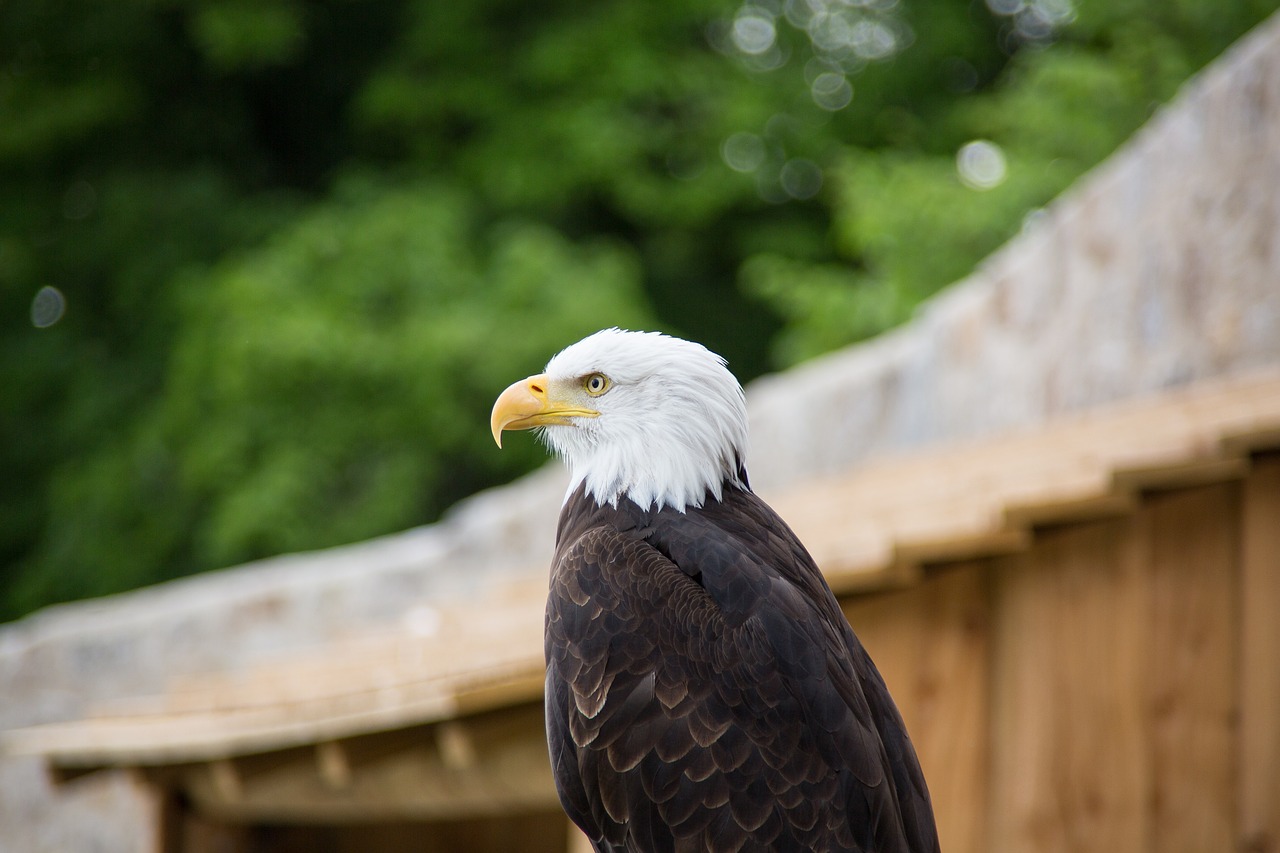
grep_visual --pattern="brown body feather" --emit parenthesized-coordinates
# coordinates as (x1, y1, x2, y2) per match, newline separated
(544, 479, 940, 853)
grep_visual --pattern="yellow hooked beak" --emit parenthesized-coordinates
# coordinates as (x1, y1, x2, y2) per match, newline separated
(490, 373, 600, 448)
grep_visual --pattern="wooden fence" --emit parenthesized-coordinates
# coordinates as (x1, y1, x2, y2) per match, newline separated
(855, 456, 1279, 853)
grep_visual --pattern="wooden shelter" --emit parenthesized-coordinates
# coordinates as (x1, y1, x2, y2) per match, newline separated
(8, 368, 1280, 853)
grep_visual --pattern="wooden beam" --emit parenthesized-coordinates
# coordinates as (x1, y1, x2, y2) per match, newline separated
(1111, 456, 1249, 493)
(316, 741, 352, 790)
(181, 703, 558, 823)
(893, 529, 1030, 567)
(209, 758, 242, 803)
(47, 763, 105, 786)
(826, 560, 920, 598)
(453, 668, 546, 717)
(1003, 491, 1136, 529)
(435, 721, 477, 771)
(1220, 425, 1280, 459)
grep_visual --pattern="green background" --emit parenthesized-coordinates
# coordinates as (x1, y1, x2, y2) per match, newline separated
(3, 0, 1275, 619)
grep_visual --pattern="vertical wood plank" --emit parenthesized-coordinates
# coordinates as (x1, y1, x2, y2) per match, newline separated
(1143, 483, 1240, 853)
(1239, 453, 1280, 853)
(986, 517, 1149, 853)
(843, 562, 990, 853)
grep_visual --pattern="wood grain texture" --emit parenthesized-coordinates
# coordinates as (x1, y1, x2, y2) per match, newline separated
(987, 517, 1149, 853)
(1143, 483, 1240, 853)
(842, 562, 991, 853)
(1239, 453, 1280, 853)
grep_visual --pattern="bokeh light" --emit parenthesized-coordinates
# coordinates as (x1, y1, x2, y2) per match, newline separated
(780, 158, 823, 199)
(956, 140, 1008, 190)
(727, 0, 911, 74)
(732, 10, 778, 55)
(986, 0, 1076, 44)
(31, 286, 66, 328)
(722, 132, 768, 173)
(811, 71, 853, 110)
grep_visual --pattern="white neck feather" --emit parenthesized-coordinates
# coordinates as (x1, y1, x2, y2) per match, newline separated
(540, 329, 749, 513)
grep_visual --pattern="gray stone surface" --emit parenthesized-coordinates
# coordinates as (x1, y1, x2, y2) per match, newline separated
(3, 11, 1280, 852)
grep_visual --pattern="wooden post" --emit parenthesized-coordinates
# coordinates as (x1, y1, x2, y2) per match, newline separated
(316, 741, 353, 790)
(1240, 453, 1280, 852)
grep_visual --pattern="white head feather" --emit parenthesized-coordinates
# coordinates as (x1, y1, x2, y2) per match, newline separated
(541, 328, 749, 512)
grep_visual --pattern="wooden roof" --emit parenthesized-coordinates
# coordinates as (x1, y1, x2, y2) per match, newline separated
(8, 368, 1280, 773)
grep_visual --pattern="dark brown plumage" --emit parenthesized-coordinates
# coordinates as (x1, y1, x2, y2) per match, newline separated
(545, 479, 940, 852)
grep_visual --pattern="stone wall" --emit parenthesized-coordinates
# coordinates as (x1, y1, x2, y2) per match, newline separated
(3, 11, 1279, 853)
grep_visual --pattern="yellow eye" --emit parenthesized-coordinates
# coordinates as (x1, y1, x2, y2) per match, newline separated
(583, 373, 611, 396)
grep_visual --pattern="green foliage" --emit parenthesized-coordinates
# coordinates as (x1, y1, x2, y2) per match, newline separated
(191, 1, 306, 70)
(158, 181, 647, 568)
(2, 0, 1276, 619)
(746, 1, 1279, 365)
(8, 181, 650, 613)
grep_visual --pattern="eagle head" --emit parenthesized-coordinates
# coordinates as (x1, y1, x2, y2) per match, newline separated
(491, 328, 748, 512)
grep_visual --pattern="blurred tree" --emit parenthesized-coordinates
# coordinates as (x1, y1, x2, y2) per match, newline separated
(743, 0, 1280, 363)
(1, 0, 1276, 618)
(1, 0, 396, 614)
(11, 179, 650, 610)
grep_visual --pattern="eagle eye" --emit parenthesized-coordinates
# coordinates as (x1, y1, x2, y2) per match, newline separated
(583, 373, 611, 396)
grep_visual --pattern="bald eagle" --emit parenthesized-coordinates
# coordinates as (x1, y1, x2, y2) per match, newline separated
(491, 329, 939, 853)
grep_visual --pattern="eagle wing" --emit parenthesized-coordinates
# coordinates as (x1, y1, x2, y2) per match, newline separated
(544, 491, 938, 852)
